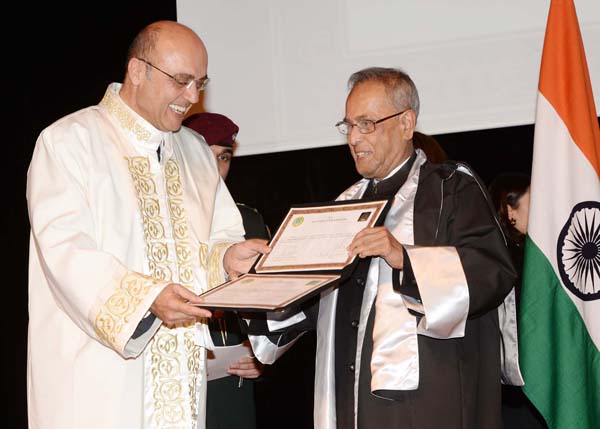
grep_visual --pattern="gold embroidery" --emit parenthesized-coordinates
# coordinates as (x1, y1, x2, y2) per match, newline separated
(164, 159, 194, 294)
(94, 272, 159, 346)
(148, 261, 172, 282)
(169, 199, 185, 219)
(127, 155, 201, 429)
(198, 243, 208, 270)
(172, 222, 189, 241)
(208, 242, 233, 290)
(150, 242, 170, 262)
(100, 90, 152, 142)
(150, 334, 186, 427)
(176, 244, 194, 284)
(128, 156, 181, 427)
(175, 243, 192, 264)
(164, 158, 199, 428)
(178, 266, 194, 285)
(143, 198, 162, 218)
(147, 220, 166, 240)
(184, 330, 201, 424)
(128, 157, 170, 283)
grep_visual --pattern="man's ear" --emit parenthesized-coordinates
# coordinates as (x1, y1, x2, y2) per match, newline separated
(127, 58, 145, 85)
(401, 109, 417, 140)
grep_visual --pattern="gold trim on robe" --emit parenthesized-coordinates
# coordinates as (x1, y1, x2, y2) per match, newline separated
(93, 271, 164, 352)
(127, 154, 204, 429)
(208, 242, 234, 289)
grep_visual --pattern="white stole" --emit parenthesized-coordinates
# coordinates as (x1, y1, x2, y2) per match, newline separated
(314, 150, 427, 429)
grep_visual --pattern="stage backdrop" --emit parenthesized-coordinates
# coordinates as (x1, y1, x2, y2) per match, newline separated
(177, 0, 600, 155)
(14, 3, 597, 429)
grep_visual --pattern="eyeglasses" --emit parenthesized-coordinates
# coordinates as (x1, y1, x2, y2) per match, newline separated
(335, 109, 409, 135)
(137, 58, 209, 92)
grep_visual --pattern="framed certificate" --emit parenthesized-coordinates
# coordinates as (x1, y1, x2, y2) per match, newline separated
(198, 273, 340, 311)
(197, 199, 390, 311)
(255, 199, 389, 273)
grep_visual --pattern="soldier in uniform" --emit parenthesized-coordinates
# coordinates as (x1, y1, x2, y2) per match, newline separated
(183, 112, 270, 429)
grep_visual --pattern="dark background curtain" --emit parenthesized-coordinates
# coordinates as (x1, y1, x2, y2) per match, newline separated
(11, 2, 548, 428)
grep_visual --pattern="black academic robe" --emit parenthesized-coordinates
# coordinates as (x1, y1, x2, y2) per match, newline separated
(334, 158, 516, 429)
(246, 154, 517, 429)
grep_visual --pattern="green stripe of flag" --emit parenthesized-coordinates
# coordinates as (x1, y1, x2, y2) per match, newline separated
(520, 236, 600, 429)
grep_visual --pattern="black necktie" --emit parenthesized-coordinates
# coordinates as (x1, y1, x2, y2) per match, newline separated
(362, 151, 418, 200)
(362, 179, 378, 200)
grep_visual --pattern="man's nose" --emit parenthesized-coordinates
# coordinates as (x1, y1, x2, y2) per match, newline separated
(348, 125, 362, 146)
(184, 85, 200, 104)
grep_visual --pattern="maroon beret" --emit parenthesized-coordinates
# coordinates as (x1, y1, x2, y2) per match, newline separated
(183, 112, 239, 147)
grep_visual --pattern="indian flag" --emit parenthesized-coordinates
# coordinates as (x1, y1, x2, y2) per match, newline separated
(519, 0, 600, 428)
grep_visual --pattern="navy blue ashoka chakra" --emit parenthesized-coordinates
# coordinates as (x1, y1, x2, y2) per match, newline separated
(557, 201, 600, 301)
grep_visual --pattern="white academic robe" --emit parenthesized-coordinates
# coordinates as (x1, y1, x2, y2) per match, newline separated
(26, 83, 244, 429)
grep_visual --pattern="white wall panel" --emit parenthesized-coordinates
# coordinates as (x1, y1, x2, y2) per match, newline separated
(177, 0, 600, 155)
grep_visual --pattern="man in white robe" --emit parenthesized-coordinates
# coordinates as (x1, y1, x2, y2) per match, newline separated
(26, 21, 267, 429)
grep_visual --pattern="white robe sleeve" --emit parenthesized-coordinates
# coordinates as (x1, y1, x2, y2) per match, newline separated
(207, 178, 246, 288)
(402, 245, 469, 339)
(27, 132, 167, 358)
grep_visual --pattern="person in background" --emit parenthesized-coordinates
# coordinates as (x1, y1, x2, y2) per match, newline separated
(488, 172, 547, 429)
(183, 112, 269, 429)
(184, 112, 271, 241)
(246, 66, 520, 429)
(26, 20, 268, 429)
(489, 172, 531, 289)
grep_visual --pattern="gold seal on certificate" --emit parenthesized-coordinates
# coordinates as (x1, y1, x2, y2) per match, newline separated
(198, 199, 390, 311)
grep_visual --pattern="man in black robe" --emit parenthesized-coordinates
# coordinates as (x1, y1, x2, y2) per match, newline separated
(248, 66, 519, 429)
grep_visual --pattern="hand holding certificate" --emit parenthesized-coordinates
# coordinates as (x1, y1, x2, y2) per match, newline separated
(198, 199, 390, 311)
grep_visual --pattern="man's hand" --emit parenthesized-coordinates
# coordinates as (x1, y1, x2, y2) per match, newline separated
(224, 239, 271, 279)
(347, 226, 404, 269)
(150, 283, 211, 328)
(227, 355, 265, 379)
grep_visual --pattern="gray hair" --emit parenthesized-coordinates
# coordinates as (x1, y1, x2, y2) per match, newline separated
(347, 67, 420, 118)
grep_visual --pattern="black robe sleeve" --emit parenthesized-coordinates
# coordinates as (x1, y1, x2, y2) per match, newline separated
(398, 163, 517, 319)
